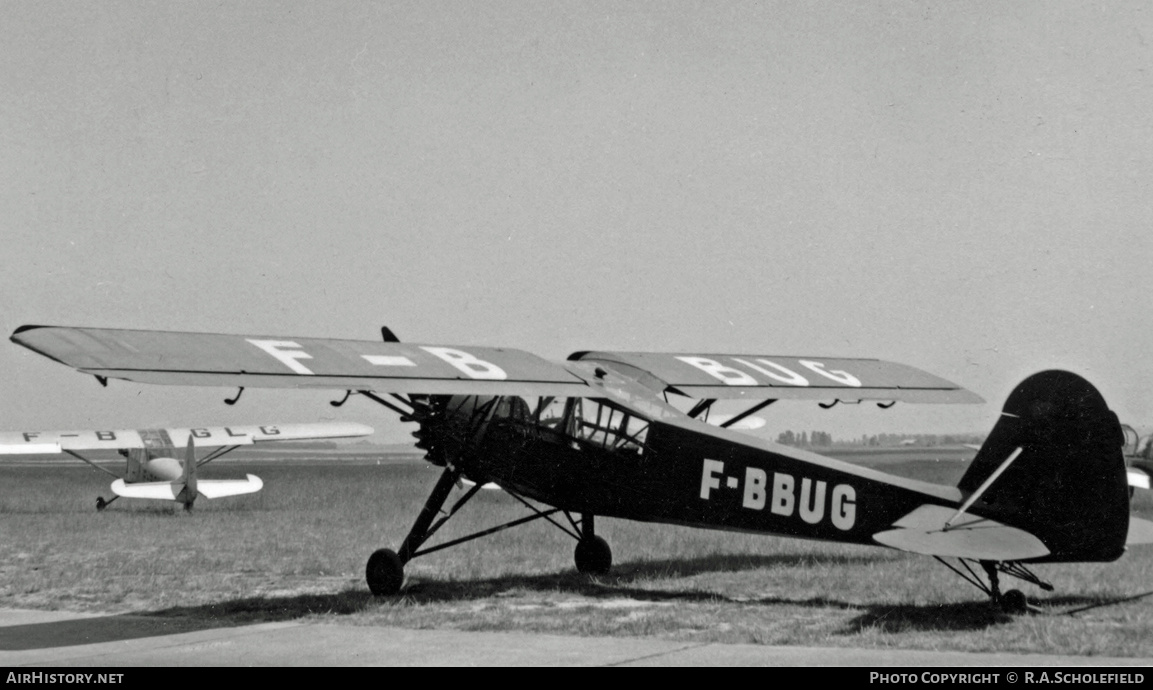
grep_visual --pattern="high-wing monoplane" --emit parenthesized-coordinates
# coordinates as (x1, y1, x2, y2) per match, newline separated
(0, 421, 373, 510)
(10, 324, 1152, 612)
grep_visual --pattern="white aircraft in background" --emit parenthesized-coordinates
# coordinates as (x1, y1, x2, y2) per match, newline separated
(0, 422, 373, 511)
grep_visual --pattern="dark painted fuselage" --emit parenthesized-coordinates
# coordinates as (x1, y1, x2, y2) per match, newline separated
(463, 398, 960, 548)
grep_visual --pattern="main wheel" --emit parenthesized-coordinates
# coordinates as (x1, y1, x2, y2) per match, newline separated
(96, 497, 107, 512)
(366, 548, 404, 595)
(1000, 589, 1028, 614)
(574, 536, 612, 575)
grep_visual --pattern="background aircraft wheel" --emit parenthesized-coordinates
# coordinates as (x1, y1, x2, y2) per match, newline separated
(366, 548, 404, 596)
(1000, 589, 1028, 614)
(574, 536, 612, 574)
(96, 497, 107, 512)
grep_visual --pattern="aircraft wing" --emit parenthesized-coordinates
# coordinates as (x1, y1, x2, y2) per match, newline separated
(11, 325, 596, 397)
(571, 351, 982, 404)
(0, 422, 373, 454)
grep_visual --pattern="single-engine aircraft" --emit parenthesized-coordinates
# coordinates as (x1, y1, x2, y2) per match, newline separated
(10, 324, 1153, 612)
(0, 421, 373, 510)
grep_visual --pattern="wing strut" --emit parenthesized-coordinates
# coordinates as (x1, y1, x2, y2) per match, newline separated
(194, 445, 243, 468)
(63, 450, 120, 478)
(944, 446, 1023, 531)
(720, 399, 776, 428)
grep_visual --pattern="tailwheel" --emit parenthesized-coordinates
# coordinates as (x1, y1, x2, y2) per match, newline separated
(366, 548, 404, 596)
(574, 535, 612, 575)
(96, 497, 107, 511)
(1000, 589, 1028, 614)
(935, 558, 1048, 615)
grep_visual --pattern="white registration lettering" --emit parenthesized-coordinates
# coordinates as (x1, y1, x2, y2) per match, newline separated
(700, 459, 724, 499)
(421, 347, 507, 380)
(798, 478, 827, 524)
(831, 484, 856, 530)
(677, 356, 757, 386)
(733, 358, 809, 386)
(247, 339, 315, 375)
(743, 467, 766, 509)
(798, 360, 861, 387)
(771, 472, 795, 516)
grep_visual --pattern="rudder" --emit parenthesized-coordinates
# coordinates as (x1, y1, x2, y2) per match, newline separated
(960, 370, 1128, 562)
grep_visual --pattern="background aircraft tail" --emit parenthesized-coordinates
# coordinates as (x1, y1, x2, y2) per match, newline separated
(959, 370, 1128, 562)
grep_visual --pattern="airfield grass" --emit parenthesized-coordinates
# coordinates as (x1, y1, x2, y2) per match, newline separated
(1, 454, 1152, 657)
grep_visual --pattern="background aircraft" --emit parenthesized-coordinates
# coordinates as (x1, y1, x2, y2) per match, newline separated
(0, 421, 373, 510)
(10, 324, 1153, 612)
(1123, 423, 1153, 491)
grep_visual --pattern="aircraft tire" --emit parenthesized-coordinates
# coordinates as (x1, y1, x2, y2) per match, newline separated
(574, 536, 612, 575)
(366, 548, 404, 596)
(1000, 589, 1028, 614)
(96, 497, 106, 512)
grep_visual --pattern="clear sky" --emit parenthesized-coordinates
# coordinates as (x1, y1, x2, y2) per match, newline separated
(2, 1, 1150, 443)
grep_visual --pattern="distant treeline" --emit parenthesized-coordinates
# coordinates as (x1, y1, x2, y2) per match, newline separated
(776, 431, 985, 447)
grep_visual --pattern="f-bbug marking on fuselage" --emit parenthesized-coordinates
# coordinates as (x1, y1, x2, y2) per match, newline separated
(699, 459, 857, 530)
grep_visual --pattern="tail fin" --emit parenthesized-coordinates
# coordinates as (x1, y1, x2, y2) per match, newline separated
(960, 370, 1127, 562)
(177, 436, 198, 509)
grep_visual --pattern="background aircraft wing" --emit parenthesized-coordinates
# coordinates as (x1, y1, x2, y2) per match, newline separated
(0, 422, 372, 454)
(11, 325, 595, 397)
(570, 351, 982, 403)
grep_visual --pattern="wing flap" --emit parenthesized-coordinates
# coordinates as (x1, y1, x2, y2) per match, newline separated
(12, 326, 594, 397)
(872, 504, 1050, 560)
(572, 351, 982, 404)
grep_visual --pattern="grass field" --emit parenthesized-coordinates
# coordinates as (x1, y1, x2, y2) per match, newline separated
(1, 451, 1152, 657)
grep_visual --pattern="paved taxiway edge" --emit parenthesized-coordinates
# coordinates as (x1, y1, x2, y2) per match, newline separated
(0, 609, 1149, 667)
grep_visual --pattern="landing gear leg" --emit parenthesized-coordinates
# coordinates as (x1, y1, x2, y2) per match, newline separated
(574, 513, 612, 575)
(367, 466, 461, 596)
(981, 560, 1027, 613)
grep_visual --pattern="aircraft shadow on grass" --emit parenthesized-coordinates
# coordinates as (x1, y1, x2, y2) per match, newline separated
(4, 583, 1148, 655)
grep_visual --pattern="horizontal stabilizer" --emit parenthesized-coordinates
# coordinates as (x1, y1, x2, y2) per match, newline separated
(872, 505, 1050, 561)
(1126, 517, 1153, 545)
(110, 475, 262, 501)
(196, 474, 263, 499)
(110, 479, 181, 501)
